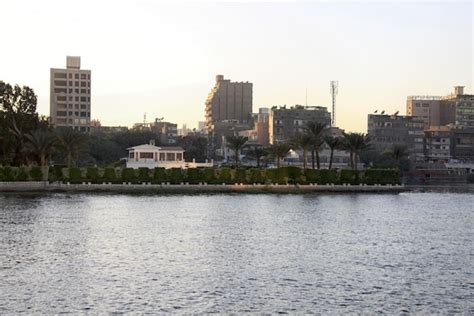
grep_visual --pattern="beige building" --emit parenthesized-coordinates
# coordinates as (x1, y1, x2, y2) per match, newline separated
(50, 56, 91, 132)
(205, 75, 253, 133)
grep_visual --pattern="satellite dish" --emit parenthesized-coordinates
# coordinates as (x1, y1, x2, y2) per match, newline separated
(381, 110, 385, 115)
(374, 110, 378, 113)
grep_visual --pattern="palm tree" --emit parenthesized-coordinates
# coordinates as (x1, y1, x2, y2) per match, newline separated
(342, 132, 370, 170)
(55, 128, 88, 168)
(225, 135, 248, 166)
(385, 144, 408, 170)
(269, 143, 291, 168)
(293, 132, 313, 170)
(323, 135, 342, 170)
(25, 130, 56, 167)
(245, 146, 268, 168)
(305, 121, 327, 169)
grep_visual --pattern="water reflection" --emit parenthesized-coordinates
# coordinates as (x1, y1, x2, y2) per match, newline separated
(0, 193, 472, 313)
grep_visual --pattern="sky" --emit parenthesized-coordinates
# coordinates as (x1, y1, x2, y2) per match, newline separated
(1, 0, 473, 132)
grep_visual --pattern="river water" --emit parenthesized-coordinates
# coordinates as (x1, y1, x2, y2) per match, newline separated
(0, 193, 473, 313)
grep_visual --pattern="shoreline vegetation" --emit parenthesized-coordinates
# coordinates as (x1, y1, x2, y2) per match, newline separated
(0, 165, 405, 194)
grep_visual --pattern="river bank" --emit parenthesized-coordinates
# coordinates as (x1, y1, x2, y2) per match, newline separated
(0, 181, 409, 194)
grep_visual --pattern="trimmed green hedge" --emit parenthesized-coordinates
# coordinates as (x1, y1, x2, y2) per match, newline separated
(0, 166, 402, 185)
(218, 167, 232, 184)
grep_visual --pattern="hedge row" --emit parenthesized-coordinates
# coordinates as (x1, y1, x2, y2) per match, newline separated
(35, 166, 400, 185)
(0, 167, 43, 181)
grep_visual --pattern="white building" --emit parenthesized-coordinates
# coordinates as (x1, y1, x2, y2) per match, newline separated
(126, 144, 213, 169)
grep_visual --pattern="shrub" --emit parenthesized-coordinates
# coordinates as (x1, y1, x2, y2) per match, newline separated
(266, 168, 288, 184)
(168, 168, 184, 184)
(339, 169, 360, 185)
(49, 165, 65, 182)
(233, 168, 247, 184)
(467, 173, 474, 184)
(249, 168, 264, 184)
(122, 168, 137, 183)
(86, 167, 99, 183)
(305, 169, 318, 184)
(0, 167, 14, 182)
(218, 167, 232, 184)
(138, 167, 151, 183)
(284, 166, 303, 184)
(186, 168, 201, 184)
(102, 168, 117, 183)
(68, 168, 82, 183)
(305, 169, 337, 184)
(364, 169, 399, 185)
(202, 168, 217, 184)
(152, 167, 167, 183)
(29, 167, 43, 181)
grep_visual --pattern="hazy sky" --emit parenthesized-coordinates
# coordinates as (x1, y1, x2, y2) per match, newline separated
(1, 0, 472, 132)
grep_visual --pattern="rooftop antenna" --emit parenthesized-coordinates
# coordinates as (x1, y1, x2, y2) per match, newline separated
(305, 87, 308, 107)
(143, 112, 147, 126)
(330, 80, 339, 126)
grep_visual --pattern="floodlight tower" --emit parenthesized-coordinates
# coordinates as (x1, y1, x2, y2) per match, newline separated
(330, 81, 339, 126)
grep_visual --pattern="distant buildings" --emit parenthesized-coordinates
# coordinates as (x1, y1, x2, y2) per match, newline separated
(424, 127, 452, 162)
(50, 56, 91, 132)
(132, 118, 178, 144)
(367, 114, 425, 162)
(90, 119, 128, 135)
(205, 75, 253, 133)
(269, 105, 331, 144)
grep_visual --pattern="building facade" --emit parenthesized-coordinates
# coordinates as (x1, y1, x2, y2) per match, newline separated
(50, 56, 91, 132)
(424, 127, 451, 162)
(367, 114, 425, 162)
(205, 75, 253, 133)
(451, 127, 474, 162)
(269, 105, 331, 144)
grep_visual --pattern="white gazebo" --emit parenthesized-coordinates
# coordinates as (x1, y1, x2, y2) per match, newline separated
(126, 144, 213, 169)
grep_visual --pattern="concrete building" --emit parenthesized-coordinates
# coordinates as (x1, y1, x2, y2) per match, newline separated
(451, 127, 474, 162)
(407, 86, 473, 129)
(205, 75, 253, 133)
(269, 105, 331, 144)
(442, 86, 474, 128)
(367, 114, 425, 162)
(424, 127, 451, 162)
(126, 143, 213, 169)
(90, 119, 128, 135)
(50, 56, 91, 132)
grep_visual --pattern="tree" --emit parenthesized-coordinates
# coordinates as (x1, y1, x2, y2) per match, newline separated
(269, 143, 291, 168)
(55, 128, 88, 168)
(176, 135, 208, 162)
(293, 132, 313, 170)
(0, 81, 44, 165)
(384, 144, 409, 170)
(225, 135, 248, 166)
(25, 130, 56, 168)
(305, 121, 327, 169)
(323, 135, 342, 170)
(245, 146, 268, 168)
(342, 132, 371, 170)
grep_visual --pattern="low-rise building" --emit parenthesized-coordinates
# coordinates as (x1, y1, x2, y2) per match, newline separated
(450, 127, 474, 162)
(126, 143, 213, 169)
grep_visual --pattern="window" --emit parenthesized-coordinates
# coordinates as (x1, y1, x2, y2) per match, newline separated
(166, 153, 175, 161)
(74, 74, 79, 79)
(81, 74, 87, 79)
(54, 80, 67, 86)
(57, 96, 67, 101)
(81, 82, 87, 87)
(140, 152, 153, 159)
(159, 153, 165, 161)
(56, 111, 67, 116)
(129, 152, 134, 159)
(176, 153, 183, 161)
(81, 97, 87, 102)
(54, 73, 67, 79)
(80, 112, 87, 117)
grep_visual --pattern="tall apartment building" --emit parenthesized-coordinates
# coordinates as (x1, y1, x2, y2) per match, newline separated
(442, 86, 474, 128)
(50, 56, 91, 132)
(367, 114, 425, 162)
(205, 75, 253, 133)
(424, 127, 451, 162)
(406, 86, 473, 129)
(269, 105, 331, 144)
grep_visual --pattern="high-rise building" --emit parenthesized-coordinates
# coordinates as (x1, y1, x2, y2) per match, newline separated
(269, 105, 331, 144)
(50, 56, 91, 132)
(442, 86, 474, 128)
(367, 114, 425, 162)
(205, 75, 253, 133)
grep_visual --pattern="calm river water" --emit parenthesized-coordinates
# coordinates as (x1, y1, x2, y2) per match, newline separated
(0, 193, 473, 313)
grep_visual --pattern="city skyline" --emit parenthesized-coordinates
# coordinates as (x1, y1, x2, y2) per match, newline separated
(1, 0, 472, 131)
